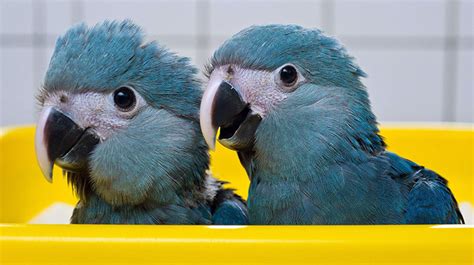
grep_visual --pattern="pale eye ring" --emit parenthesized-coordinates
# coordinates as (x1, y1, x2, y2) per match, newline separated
(275, 63, 303, 92)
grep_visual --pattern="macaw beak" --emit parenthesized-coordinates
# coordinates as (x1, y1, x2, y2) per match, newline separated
(34, 106, 100, 182)
(200, 79, 261, 151)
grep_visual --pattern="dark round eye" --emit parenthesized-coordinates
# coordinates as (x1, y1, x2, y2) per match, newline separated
(279, 65, 298, 86)
(113, 87, 136, 111)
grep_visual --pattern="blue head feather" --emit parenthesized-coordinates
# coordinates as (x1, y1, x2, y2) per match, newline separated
(209, 24, 366, 89)
(45, 20, 201, 120)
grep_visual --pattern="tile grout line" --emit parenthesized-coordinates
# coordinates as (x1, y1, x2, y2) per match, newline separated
(441, 0, 459, 122)
(321, 0, 335, 35)
(32, 0, 47, 121)
(71, 0, 85, 25)
(196, 0, 210, 70)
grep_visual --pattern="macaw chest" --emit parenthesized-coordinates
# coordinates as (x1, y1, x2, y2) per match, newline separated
(70, 197, 213, 224)
(246, 178, 325, 224)
(246, 176, 405, 225)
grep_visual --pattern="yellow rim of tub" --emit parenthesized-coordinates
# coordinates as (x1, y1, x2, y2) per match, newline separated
(0, 124, 473, 265)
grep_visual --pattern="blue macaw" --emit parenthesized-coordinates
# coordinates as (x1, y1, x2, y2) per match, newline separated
(34, 20, 248, 225)
(200, 25, 464, 224)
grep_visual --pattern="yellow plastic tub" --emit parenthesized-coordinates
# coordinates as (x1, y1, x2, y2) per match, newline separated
(1, 124, 473, 264)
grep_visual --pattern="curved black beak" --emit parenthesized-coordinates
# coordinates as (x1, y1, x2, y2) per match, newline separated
(35, 107, 100, 182)
(200, 81, 261, 151)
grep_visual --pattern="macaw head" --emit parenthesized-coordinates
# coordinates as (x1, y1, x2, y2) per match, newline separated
(200, 25, 384, 161)
(35, 20, 208, 206)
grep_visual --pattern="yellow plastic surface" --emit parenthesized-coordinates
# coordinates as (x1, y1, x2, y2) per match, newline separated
(1, 124, 473, 264)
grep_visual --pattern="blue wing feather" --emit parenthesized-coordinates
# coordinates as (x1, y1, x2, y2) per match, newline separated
(404, 169, 464, 224)
(211, 189, 249, 225)
(386, 152, 464, 224)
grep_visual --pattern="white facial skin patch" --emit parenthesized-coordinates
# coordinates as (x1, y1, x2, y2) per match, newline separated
(200, 64, 305, 149)
(40, 89, 147, 141)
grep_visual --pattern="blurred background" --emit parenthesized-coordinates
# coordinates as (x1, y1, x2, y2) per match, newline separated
(0, 0, 472, 126)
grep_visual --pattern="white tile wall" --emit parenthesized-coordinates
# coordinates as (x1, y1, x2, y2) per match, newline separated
(334, 0, 446, 37)
(43, 0, 76, 36)
(0, 46, 3, 121)
(459, 0, 473, 37)
(0, 0, 34, 35)
(37, 47, 56, 85)
(209, 0, 323, 37)
(208, 36, 230, 58)
(196, 48, 213, 69)
(455, 50, 473, 122)
(153, 36, 199, 63)
(0, 48, 37, 125)
(0, 0, 473, 126)
(354, 49, 445, 122)
(82, 0, 198, 36)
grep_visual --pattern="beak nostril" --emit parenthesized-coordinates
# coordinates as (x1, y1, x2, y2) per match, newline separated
(227, 65, 234, 76)
(59, 94, 68, 103)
